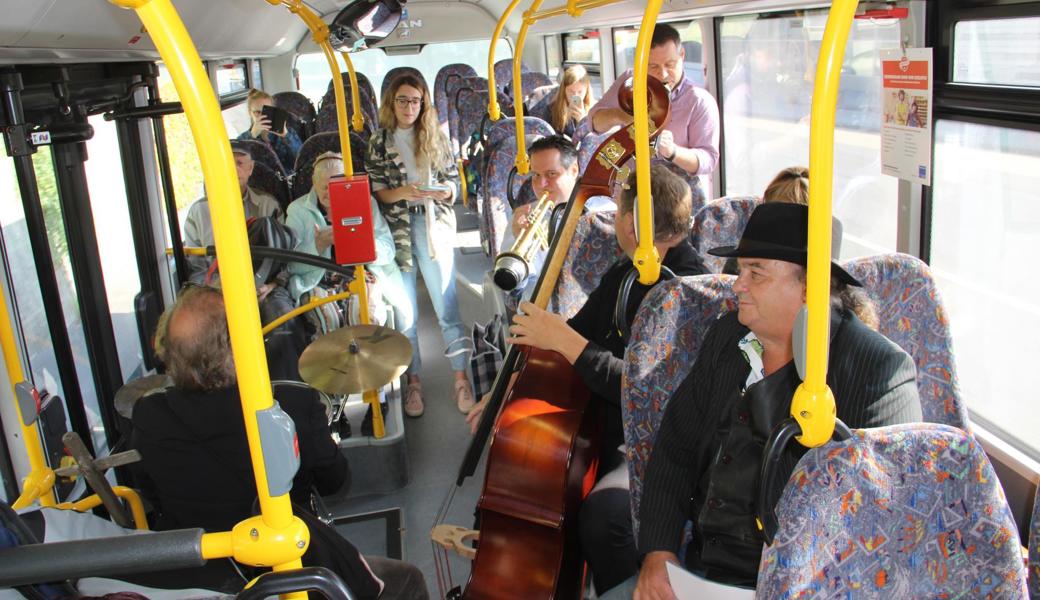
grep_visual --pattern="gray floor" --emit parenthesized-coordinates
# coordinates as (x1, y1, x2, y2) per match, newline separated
(325, 206, 495, 597)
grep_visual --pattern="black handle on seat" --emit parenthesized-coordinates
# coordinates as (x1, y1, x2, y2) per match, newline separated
(506, 166, 519, 208)
(758, 417, 852, 544)
(235, 566, 356, 600)
(613, 265, 675, 341)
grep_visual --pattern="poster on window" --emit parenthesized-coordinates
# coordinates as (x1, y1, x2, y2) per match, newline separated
(880, 48, 933, 185)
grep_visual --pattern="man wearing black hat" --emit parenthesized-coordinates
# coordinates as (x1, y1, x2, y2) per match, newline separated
(621, 203, 922, 598)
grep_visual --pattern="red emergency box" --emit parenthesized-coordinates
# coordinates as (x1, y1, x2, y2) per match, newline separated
(328, 174, 376, 265)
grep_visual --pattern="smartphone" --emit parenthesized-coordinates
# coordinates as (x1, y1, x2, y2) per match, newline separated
(569, 94, 584, 106)
(260, 104, 289, 136)
(417, 183, 451, 193)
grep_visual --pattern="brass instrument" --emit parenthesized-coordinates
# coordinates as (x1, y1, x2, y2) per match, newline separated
(493, 191, 553, 291)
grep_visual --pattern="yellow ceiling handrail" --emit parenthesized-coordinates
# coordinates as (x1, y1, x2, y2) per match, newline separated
(487, 0, 527, 121)
(527, 0, 620, 22)
(509, 0, 547, 176)
(791, 0, 859, 449)
(630, 0, 663, 286)
(110, 1, 307, 591)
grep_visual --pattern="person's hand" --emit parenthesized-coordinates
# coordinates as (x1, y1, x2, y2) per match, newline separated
(567, 103, 586, 122)
(509, 301, 572, 352)
(257, 282, 276, 303)
(655, 129, 676, 161)
(250, 114, 271, 139)
(314, 225, 334, 253)
(466, 392, 491, 434)
(510, 202, 535, 237)
(398, 183, 424, 202)
(633, 551, 679, 600)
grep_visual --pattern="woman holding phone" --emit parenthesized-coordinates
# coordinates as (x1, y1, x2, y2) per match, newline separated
(548, 65, 594, 138)
(238, 88, 303, 173)
(365, 74, 474, 419)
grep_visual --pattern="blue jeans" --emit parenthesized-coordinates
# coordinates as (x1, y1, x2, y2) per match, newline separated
(400, 214, 470, 374)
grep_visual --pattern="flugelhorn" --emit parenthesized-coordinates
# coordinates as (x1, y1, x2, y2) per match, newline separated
(493, 191, 553, 291)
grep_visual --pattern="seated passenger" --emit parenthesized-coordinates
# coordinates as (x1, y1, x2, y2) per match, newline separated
(614, 203, 922, 599)
(366, 73, 473, 418)
(722, 165, 808, 275)
(547, 65, 594, 139)
(467, 165, 708, 594)
(285, 151, 410, 332)
(237, 88, 303, 173)
(132, 286, 429, 600)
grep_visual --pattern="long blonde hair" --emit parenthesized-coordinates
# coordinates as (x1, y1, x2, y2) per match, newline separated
(378, 74, 452, 171)
(550, 65, 592, 134)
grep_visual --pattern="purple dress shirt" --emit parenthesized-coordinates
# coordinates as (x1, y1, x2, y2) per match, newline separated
(589, 71, 720, 177)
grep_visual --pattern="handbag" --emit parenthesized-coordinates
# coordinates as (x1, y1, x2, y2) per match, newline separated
(469, 314, 506, 399)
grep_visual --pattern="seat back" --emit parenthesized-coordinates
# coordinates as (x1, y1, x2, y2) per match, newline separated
(757, 423, 1028, 599)
(493, 59, 530, 93)
(690, 195, 760, 273)
(526, 84, 558, 122)
(274, 91, 316, 142)
(291, 132, 367, 197)
(434, 63, 478, 153)
(575, 127, 610, 173)
(507, 72, 553, 107)
(1029, 484, 1039, 599)
(481, 117, 555, 255)
(548, 210, 621, 318)
(249, 160, 292, 211)
(381, 67, 427, 98)
(842, 253, 968, 430)
(455, 84, 489, 158)
(622, 275, 737, 536)
(316, 72, 378, 138)
(234, 138, 289, 179)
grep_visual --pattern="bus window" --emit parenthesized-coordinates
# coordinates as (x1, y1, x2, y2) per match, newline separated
(295, 38, 514, 106)
(0, 149, 107, 458)
(613, 20, 703, 87)
(216, 60, 249, 95)
(718, 10, 900, 259)
(930, 120, 1040, 457)
(562, 30, 603, 97)
(544, 35, 564, 80)
(83, 115, 145, 381)
(156, 64, 204, 220)
(954, 17, 1040, 87)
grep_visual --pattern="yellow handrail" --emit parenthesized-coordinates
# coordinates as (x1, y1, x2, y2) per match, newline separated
(56, 486, 149, 531)
(261, 291, 352, 335)
(487, 0, 527, 121)
(630, 0, 663, 285)
(1, 278, 56, 508)
(791, 0, 859, 448)
(527, 0, 620, 21)
(509, 0, 548, 176)
(339, 51, 366, 133)
(110, 0, 307, 590)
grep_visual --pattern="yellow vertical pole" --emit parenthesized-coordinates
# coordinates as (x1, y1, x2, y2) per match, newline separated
(791, 0, 859, 448)
(339, 51, 366, 133)
(630, 0, 663, 285)
(110, 1, 306, 591)
(1, 279, 56, 508)
(487, 0, 527, 121)
(511, 0, 546, 176)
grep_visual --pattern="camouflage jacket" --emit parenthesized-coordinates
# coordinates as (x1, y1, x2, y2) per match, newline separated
(365, 128, 458, 271)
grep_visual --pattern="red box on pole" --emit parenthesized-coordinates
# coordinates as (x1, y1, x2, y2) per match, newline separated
(328, 174, 376, 266)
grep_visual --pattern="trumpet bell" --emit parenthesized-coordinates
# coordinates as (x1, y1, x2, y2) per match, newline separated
(493, 252, 530, 292)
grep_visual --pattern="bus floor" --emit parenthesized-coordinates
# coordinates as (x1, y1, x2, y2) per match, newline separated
(323, 206, 491, 593)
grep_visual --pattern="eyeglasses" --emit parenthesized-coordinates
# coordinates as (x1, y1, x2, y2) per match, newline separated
(394, 97, 423, 108)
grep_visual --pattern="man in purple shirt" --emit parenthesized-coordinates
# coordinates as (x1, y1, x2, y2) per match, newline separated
(590, 23, 720, 192)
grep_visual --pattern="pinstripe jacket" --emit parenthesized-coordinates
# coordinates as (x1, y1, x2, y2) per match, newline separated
(364, 127, 458, 271)
(639, 308, 922, 585)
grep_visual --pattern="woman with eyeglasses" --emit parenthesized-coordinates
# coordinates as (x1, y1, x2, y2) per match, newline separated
(365, 73, 474, 419)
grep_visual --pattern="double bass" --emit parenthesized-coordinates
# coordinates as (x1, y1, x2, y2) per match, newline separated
(434, 77, 671, 600)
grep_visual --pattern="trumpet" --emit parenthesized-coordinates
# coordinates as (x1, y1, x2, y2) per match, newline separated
(493, 192, 553, 291)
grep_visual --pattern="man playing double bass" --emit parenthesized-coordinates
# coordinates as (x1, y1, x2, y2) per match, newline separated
(467, 164, 708, 595)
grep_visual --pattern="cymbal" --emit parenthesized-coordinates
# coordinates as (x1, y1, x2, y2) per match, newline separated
(298, 324, 412, 395)
(114, 374, 171, 419)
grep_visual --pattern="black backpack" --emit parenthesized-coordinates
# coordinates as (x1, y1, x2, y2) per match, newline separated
(205, 215, 297, 287)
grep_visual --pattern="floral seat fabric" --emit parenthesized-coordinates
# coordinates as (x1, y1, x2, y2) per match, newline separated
(274, 91, 316, 142)
(434, 63, 477, 154)
(233, 138, 289, 178)
(380, 66, 427, 98)
(248, 160, 292, 210)
(493, 59, 531, 93)
(690, 195, 760, 273)
(316, 72, 378, 139)
(843, 253, 969, 430)
(549, 210, 622, 318)
(291, 132, 367, 197)
(1029, 484, 1039, 598)
(757, 423, 1028, 599)
(622, 275, 737, 536)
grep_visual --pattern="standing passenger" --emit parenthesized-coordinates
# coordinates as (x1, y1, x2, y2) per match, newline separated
(365, 74, 474, 418)
(237, 88, 303, 174)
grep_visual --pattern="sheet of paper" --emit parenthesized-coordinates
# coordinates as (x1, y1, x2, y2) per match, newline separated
(666, 562, 756, 599)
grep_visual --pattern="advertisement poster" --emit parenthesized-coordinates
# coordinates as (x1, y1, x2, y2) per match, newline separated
(880, 48, 933, 185)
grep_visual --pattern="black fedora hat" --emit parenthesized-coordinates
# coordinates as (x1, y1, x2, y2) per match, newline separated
(709, 203, 861, 287)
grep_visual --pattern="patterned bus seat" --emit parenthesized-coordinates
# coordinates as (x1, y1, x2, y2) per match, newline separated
(434, 63, 478, 154)
(249, 160, 292, 211)
(843, 253, 969, 430)
(493, 59, 531, 92)
(690, 195, 760, 273)
(1029, 484, 1039, 598)
(481, 117, 555, 256)
(233, 137, 289, 179)
(526, 84, 559, 120)
(507, 72, 553, 107)
(549, 210, 623, 318)
(622, 275, 737, 536)
(274, 91, 316, 142)
(456, 85, 489, 158)
(576, 127, 611, 173)
(448, 76, 486, 155)
(291, 131, 367, 197)
(380, 66, 427, 98)
(316, 72, 378, 137)
(757, 423, 1028, 599)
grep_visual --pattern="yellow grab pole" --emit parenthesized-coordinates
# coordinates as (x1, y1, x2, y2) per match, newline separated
(528, 0, 621, 21)
(349, 266, 385, 438)
(630, 0, 663, 285)
(0, 279, 56, 508)
(55, 486, 149, 530)
(791, 0, 858, 448)
(261, 291, 352, 336)
(487, 0, 527, 121)
(512, 0, 547, 176)
(110, 0, 307, 586)
(339, 51, 366, 133)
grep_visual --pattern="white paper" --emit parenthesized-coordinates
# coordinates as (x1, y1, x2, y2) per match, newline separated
(880, 48, 933, 185)
(666, 562, 756, 600)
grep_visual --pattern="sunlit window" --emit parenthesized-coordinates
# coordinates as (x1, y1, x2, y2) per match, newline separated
(954, 17, 1040, 87)
(719, 11, 901, 259)
(930, 120, 1040, 458)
